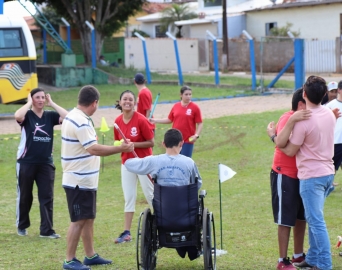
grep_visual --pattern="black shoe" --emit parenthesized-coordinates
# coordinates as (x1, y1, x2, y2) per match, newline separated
(293, 260, 313, 268)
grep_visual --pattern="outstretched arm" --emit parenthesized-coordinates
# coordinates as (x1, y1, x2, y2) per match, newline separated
(149, 118, 172, 124)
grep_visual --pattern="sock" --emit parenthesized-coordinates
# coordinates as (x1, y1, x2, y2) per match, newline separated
(86, 253, 97, 259)
(278, 258, 284, 263)
(293, 253, 303, 259)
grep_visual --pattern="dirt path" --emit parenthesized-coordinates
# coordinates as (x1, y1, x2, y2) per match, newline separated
(0, 94, 292, 135)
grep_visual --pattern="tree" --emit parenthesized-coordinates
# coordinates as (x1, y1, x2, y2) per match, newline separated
(270, 22, 300, 37)
(31, 0, 147, 64)
(160, 4, 197, 38)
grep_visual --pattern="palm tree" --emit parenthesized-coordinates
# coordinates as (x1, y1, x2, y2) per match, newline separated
(160, 4, 197, 38)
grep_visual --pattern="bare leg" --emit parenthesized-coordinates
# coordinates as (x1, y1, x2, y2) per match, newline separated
(293, 219, 306, 254)
(81, 219, 96, 258)
(66, 220, 86, 261)
(278, 225, 291, 258)
(124, 212, 134, 231)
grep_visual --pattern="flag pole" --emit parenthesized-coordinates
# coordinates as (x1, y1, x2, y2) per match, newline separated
(219, 163, 223, 250)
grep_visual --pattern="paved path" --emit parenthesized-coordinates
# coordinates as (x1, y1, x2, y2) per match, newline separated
(0, 94, 292, 136)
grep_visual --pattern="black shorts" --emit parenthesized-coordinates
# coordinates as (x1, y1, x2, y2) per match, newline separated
(270, 169, 305, 227)
(64, 186, 97, 222)
(333, 144, 342, 171)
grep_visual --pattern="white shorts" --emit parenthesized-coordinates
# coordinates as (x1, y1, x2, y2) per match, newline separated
(121, 164, 153, 212)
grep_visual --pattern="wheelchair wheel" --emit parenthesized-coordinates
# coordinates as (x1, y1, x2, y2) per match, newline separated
(202, 208, 216, 270)
(137, 208, 157, 270)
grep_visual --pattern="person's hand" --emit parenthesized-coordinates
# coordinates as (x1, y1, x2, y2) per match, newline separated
(27, 93, 32, 104)
(290, 109, 311, 122)
(189, 135, 198, 142)
(332, 108, 341, 119)
(267, 121, 276, 137)
(120, 141, 134, 153)
(45, 93, 54, 107)
(148, 118, 155, 123)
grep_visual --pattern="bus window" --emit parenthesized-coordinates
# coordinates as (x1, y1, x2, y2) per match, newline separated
(0, 29, 24, 57)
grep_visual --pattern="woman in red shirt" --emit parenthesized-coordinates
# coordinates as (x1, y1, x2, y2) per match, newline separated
(151, 86, 203, 157)
(113, 90, 154, 244)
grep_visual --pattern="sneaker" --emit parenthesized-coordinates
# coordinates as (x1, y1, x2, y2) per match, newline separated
(63, 258, 90, 270)
(293, 260, 313, 268)
(83, 253, 112, 266)
(17, 228, 28, 236)
(114, 231, 132, 244)
(39, 233, 61, 239)
(292, 253, 306, 263)
(308, 267, 320, 270)
(277, 258, 296, 269)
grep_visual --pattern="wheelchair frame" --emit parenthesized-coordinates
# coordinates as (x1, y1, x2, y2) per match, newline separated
(136, 188, 216, 270)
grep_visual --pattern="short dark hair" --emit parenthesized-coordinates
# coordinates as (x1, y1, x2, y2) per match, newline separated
(292, 88, 305, 111)
(303, 75, 327, 105)
(30, 87, 45, 97)
(78, 85, 100, 106)
(164, 128, 183, 148)
(134, 73, 145, 85)
(338, 80, 342, 90)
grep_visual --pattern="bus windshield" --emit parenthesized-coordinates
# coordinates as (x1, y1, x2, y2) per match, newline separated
(0, 29, 24, 57)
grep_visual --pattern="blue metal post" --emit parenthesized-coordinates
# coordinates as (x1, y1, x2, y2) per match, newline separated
(166, 32, 183, 86)
(43, 29, 47, 64)
(134, 32, 151, 84)
(294, 39, 305, 90)
(91, 29, 96, 68)
(267, 57, 295, 88)
(0, 0, 4, 14)
(67, 26, 71, 50)
(213, 39, 220, 85)
(249, 40, 257, 90)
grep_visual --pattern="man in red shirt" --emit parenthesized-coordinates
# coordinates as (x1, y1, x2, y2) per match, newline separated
(266, 89, 307, 270)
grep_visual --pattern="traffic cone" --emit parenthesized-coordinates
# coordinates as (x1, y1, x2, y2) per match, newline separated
(100, 117, 110, 133)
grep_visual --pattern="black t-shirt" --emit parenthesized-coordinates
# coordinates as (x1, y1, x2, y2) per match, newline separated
(17, 110, 60, 164)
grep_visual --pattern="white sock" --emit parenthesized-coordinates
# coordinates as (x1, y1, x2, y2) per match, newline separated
(278, 258, 284, 263)
(293, 253, 303, 259)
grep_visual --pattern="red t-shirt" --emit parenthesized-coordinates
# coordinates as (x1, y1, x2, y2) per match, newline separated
(168, 102, 202, 144)
(137, 87, 152, 117)
(114, 112, 154, 164)
(272, 111, 298, 179)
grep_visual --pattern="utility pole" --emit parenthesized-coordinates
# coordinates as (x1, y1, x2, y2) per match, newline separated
(222, 0, 229, 69)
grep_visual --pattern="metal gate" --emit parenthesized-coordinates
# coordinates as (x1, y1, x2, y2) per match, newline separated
(305, 40, 336, 73)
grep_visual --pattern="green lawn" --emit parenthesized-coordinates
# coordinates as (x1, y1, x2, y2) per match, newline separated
(1, 110, 342, 269)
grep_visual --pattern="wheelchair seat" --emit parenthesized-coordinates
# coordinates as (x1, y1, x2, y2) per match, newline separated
(136, 178, 216, 270)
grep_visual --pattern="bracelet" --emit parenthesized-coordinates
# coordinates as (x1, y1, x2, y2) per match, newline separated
(270, 134, 276, 143)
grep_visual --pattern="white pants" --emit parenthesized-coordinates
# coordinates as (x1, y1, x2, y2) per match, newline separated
(121, 164, 153, 212)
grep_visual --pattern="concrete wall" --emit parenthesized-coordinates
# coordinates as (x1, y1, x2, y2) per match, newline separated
(246, 4, 341, 40)
(125, 38, 206, 72)
(37, 67, 108, 88)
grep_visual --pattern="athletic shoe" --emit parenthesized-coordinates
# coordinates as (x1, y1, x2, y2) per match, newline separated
(114, 231, 132, 243)
(63, 258, 90, 270)
(39, 232, 61, 239)
(292, 253, 306, 263)
(17, 228, 28, 236)
(308, 267, 320, 270)
(277, 258, 296, 269)
(293, 260, 313, 268)
(83, 253, 112, 266)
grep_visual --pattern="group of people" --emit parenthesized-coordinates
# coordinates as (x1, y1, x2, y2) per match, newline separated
(14, 72, 203, 269)
(267, 76, 342, 270)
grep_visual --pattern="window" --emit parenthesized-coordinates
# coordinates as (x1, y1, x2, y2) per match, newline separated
(0, 29, 24, 57)
(155, 25, 167, 38)
(204, 0, 222, 7)
(265, 22, 277, 36)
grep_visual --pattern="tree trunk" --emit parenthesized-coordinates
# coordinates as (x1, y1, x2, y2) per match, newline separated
(222, 0, 229, 69)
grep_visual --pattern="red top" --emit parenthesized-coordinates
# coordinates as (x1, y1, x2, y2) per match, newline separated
(168, 102, 202, 144)
(272, 111, 298, 179)
(137, 87, 155, 129)
(114, 112, 154, 164)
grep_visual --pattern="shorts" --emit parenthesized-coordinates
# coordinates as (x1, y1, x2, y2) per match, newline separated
(333, 144, 342, 171)
(270, 169, 305, 227)
(64, 186, 97, 222)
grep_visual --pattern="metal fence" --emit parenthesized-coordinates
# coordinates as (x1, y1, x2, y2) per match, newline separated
(305, 39, 336, 73)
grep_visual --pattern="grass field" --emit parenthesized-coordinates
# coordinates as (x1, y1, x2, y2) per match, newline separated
(1, 108, 342, 269)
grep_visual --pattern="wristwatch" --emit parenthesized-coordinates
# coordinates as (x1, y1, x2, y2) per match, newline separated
(270, 134, 276, 143)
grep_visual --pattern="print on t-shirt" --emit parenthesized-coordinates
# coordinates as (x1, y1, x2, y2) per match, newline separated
(131, 127, 138, 137)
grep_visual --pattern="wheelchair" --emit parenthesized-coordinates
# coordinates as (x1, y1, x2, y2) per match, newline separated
(136, 177, 216, 270)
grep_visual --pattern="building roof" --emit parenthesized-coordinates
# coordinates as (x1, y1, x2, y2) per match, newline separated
(247, 0, 342, 11)
(142, 2, 172, 14)
(24, 16, 40, 31)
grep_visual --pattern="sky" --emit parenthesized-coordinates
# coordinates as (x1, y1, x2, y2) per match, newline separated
(3, 1, 36, 17)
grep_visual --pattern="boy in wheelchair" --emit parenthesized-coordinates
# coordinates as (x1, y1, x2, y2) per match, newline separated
(124, 128, 202, 260)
